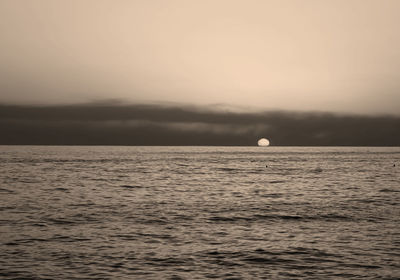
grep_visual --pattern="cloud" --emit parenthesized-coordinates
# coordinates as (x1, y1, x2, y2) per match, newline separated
(0, 103, 399, 146)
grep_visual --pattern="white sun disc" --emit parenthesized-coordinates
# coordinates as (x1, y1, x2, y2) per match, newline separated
(257, 138, 270, 146)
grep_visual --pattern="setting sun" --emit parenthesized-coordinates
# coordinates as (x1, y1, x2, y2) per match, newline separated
(257, 138, 270, 146)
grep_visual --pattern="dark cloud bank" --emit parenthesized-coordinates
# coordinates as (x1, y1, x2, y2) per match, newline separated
(0, 103, 399, 146)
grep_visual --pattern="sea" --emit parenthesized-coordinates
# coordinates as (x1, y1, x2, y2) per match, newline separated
(0, 146, 399, 279)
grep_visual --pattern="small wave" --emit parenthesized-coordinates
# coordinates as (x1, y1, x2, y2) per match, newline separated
(343, 263, 381, 269)
(260, 193, 283, 198)
(379, 188, 399, 193)
(135, 218, 170, 225)
(120, 185, 144, 189)
(54, 187, 69, 191)
(242, 256, 295, 264)
(0, 188, 15, 193)
(349, 198, 378, 204)
(46, 218, 77, 225)
(254, 214, 303, 221)
(208, 216, 251, 222)
(31, 223, 47, 227)
(67, 203, 96, 207)
(112, 234, 137, 241)
(217, 167, 238, 172)
(319, 214, 353, 221)
(252, 213, 352, 222)
(92, 178, 108, 182)
(285, 247, 339, 258)
(259, 193, 284, 198)
(12, 238, 50, 243)
(200, 250, 245, 260)
(4, 242, 19, 246)
(176, 163, 190, 167)
(143, 257, 192, 267)
(312, 167, 323, 173)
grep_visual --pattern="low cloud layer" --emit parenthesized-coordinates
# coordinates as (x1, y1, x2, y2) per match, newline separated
(0, 103, 399, 146)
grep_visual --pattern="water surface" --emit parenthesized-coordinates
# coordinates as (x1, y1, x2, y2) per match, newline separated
(0, 146, 399, 279)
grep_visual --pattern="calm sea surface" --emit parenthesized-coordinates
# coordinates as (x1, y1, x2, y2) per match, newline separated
(0, 146, 399, 279)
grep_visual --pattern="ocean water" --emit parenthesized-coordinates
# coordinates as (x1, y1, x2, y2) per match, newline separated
(0, 146, 399, 279)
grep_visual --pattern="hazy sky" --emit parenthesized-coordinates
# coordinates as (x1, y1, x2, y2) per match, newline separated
(1, 0, 399, 114)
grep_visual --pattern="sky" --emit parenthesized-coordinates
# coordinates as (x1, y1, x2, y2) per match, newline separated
(1, 0, 400, 115)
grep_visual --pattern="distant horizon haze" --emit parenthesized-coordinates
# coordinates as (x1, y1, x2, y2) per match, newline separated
(1, 102, 399, 146)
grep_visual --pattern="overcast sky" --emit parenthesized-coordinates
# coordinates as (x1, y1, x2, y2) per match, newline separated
(1, 0, 399, 114)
